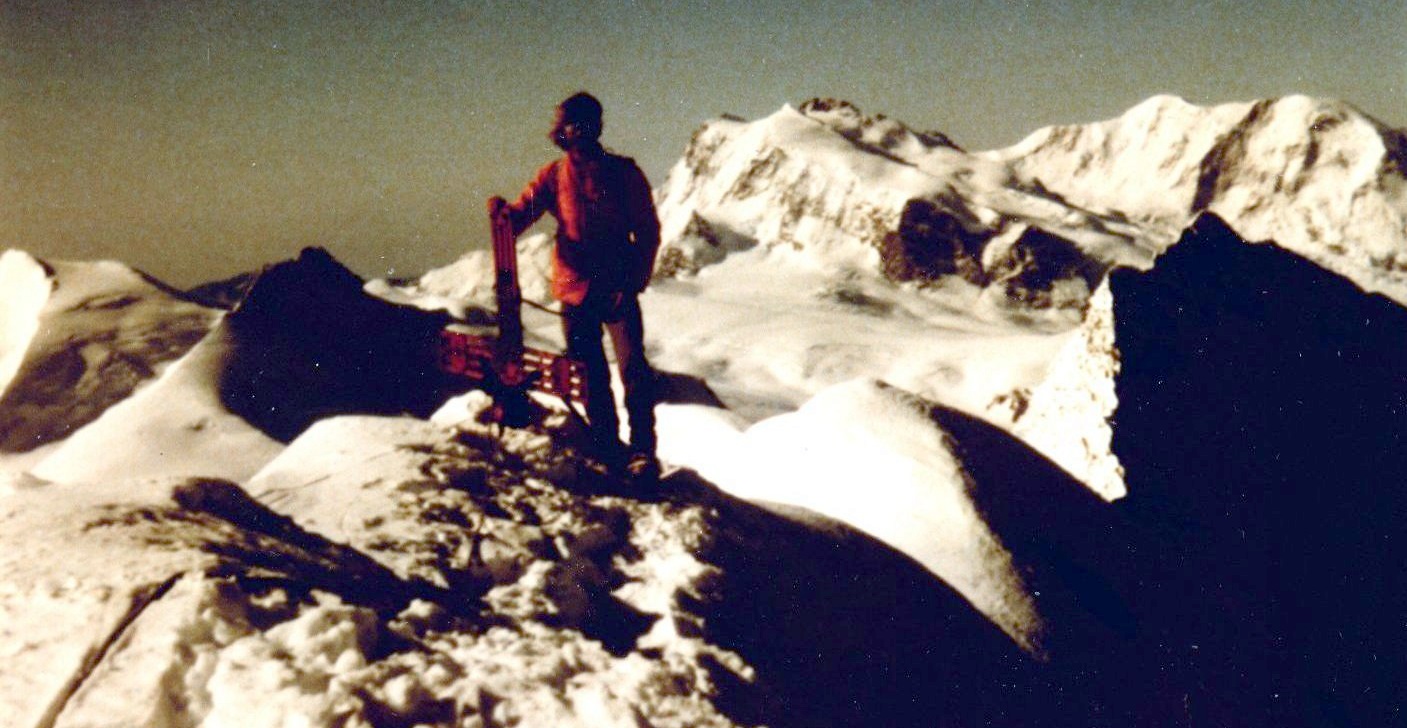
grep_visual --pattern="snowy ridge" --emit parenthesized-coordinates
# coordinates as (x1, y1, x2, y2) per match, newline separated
(990, 95, 1252, 228)
(654, 102, 1147, 290)
(1, 395, 1068, 727)
(29, 323, 284, 484)
(798, 98, 962, 159)
(992, 94, 1407, 300)
(3, 406, 762, 727)
(1006, 280, 1123, 500)
(0, 250, 53, 399)
(660, 379, 1046, 652)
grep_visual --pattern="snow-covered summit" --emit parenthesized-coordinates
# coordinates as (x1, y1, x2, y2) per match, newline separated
(797, 97, 962, 158)
(991, 94, 1407, 300)
(652, 100, 1147, 311)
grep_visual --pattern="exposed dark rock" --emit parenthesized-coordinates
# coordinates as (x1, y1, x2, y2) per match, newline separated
(987, 226, 1107, 307)
(1382, 124, 1407, 178)
(1109, 212, 1407, 727)
(880, 198, 990, 284)
(798, 97, 855, 115)
(1190, 99, 1277, 213)
(655, 213, 726, 278)
(653, 371, 727, 408)
(798, 98, 963, 153)
(220, 247, 459, 442)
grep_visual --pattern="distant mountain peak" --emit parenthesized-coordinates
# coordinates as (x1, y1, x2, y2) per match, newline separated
(798, 97, 962, 154)
(991, 94, 1407, 301)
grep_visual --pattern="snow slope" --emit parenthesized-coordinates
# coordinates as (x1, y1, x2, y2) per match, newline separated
(661, 379, 1044, 651)
(657, 376, 1144, 663)
(0, 250, 218, 463)
(0, 250, 52, 399)
(29, 324, 284, 484)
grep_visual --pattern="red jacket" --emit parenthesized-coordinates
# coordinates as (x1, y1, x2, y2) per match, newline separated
(506, 150, 661, 305)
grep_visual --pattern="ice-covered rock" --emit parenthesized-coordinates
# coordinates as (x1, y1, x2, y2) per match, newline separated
(1006, 280, 1124, 500)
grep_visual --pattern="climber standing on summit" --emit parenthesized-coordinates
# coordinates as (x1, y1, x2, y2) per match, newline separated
(488, 92, 662, 480)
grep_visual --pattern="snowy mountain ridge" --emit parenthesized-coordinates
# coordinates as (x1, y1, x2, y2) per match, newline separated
(656, 94, 1407, 304)
(652, 99, 1149, 311)
(0, 250, 218, 466)
(991, 93, 1407, 300)
(794, 97, 962, 159)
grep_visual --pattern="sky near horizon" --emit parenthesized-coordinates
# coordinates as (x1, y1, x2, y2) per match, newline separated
(3, 0, 1405, 286)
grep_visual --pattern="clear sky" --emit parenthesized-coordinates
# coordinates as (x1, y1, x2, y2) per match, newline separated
(4, 0, 1404, 286)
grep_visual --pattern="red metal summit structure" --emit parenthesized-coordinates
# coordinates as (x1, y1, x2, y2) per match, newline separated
(436, 212, 590, 425)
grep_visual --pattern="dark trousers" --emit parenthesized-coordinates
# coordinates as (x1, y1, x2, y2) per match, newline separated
(562, 292, 656, 456)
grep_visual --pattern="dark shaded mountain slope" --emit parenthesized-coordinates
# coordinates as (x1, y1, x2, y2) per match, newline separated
(1109, 213, 1407, 727)
(222, 247, 460, 441)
